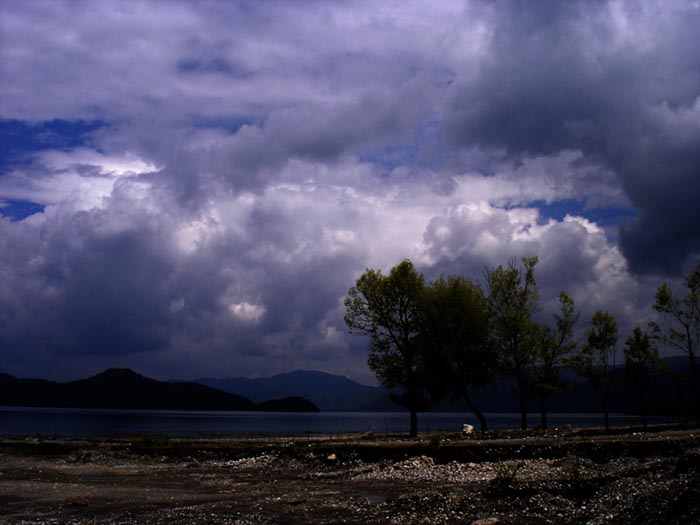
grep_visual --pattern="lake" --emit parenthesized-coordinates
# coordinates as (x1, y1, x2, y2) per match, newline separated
(0, 406, 676, 437)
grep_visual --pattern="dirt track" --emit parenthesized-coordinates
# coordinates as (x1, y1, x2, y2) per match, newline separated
(1, 425, 700, 524)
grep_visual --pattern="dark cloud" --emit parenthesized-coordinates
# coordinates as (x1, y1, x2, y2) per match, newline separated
(444, 1, 700, 273)
(1, 1, 698, 382)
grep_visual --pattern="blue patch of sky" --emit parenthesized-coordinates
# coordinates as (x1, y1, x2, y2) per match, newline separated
(530, 198, 636, 227)
(0, 119, 105, 221)
(1, 119, 106, 168)
(0, 199, 45, 222)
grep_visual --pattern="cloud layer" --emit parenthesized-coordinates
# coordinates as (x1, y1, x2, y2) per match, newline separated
(1, 1, 698, 381)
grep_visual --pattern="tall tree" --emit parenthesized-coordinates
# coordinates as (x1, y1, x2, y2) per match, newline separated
(344, 260, 428, 437)
(534, 292, 579, 429)
(651, 264, 700, 416)
(484, 257, 540, 430)
(624, 325, 664, 429)
(421, 275, 495, 432)
(571, 310, 618, 430)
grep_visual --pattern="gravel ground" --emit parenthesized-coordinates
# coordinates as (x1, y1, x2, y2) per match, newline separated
(1, 426, 699, 524)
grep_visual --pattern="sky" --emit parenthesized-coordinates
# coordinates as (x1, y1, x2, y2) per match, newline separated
(1, 0, 699, 384)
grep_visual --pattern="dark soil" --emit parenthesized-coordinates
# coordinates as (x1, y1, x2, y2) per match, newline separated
(1, 424, 699, 524)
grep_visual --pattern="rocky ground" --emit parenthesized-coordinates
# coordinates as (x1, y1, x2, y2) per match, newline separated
(1, 425, 700, 524)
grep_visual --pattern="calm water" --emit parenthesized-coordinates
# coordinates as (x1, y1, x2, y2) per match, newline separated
(0, 406, 675, 437)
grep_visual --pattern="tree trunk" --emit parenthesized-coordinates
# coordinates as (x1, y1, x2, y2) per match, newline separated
(539, 394, 548, 429)
(640, 387, 648, 429)
(603, 397, 610, 431)
(409, 408, 418, 438)
(464, 391, 488, 432)
(689, 351, 700, 419)
(519, 396, 528, 430)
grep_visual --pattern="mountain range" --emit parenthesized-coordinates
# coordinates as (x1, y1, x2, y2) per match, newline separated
(196, 356, 698, 415)
(195, 370, 382, 411)
(0, 368, 319, 412)
(1, 356, 696, 415)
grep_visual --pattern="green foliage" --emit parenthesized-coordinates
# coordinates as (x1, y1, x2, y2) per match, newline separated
(651, 264, 700, 413)
(624, 325, 664, 426)
(651, 264, 700, 356)
(535, 292, 579, 396)
(533, 292, 579, 428)
(484, 257, 541, 428)
(571, 310, 618, 429)
(344, 260, 425, 389)
(421, 275, 494, 395)
(421, 275, 495, 430)
(624, 326, 663, 383)
(344, 260, 428, 436)
(572, 310, 618, 386)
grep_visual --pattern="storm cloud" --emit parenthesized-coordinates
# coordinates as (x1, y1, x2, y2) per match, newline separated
(1, 1, 698, 382)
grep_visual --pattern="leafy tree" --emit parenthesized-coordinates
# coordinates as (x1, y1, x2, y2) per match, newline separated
(624, 325, 664, 428)
(344, 260, 428, 437)
(651, 264, 700, 416)
(421, 275, 495, 431)
(571, 310, 618, 430)
(534, 292, 579, 429)
(484, 257, 540, 430)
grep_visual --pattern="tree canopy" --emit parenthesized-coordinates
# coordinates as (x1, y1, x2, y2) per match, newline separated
(420, 275, 494, 431)
(571, 310, 618, 430)
(484, 256, 541, 430)
(344, 260, 428, 437)
(651, 264, 700, 416)
(534, 292, 579, 429)
(624, 325, 663, 428)
(344, 256, 694, 435)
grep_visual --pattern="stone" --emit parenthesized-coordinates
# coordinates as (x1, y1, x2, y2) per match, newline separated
(471, 518, 500, 525)
(327, 453, 337, 461)
(463, 424, 474, 435)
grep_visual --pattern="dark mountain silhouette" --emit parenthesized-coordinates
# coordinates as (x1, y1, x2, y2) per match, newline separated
(2, 356, 694, 415)
(196, 370, 381, 411)
(0, 369, 319, 412)
(196, 357, 698, 416)
(437, 356, 698, 416)
(256, 396, 320, 412)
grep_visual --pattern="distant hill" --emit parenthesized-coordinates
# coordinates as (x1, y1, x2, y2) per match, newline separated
(0, 369, 319, 412)
(256, 396, 320, 412)
(197, 356, 698, 415)
(434, 357, 698, 416)
(196, 370, 383, 411)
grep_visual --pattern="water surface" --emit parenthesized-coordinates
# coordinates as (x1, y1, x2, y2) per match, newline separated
(0, 406, 675, 437)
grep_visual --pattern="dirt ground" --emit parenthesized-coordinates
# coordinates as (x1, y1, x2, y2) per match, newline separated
(1, 425, 700, 524)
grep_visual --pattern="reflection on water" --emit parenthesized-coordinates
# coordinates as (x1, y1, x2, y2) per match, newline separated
(0, 406, 677, 437)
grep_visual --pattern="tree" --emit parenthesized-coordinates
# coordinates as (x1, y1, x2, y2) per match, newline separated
(571, 310, 618, 430)
(484, 257, 540, 430)
(651, 264, 700, 416)
(624, 325, 664, 429)
(421, 275, 495, 431)
(344, 260, 428, 437)
(534, 292, 579, 429)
